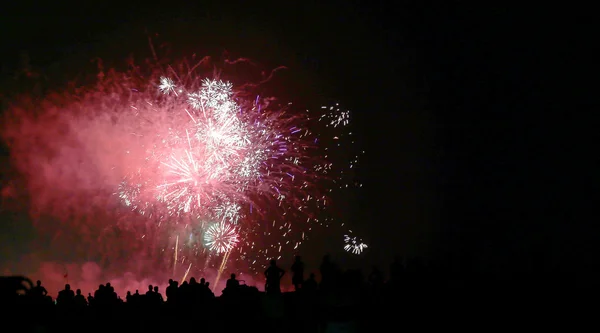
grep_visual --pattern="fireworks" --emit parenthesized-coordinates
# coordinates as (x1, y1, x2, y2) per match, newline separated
(2, 55, 364, 277)
(344, 234, 368, 255)
(119, 72, 365, 270)
(120, 77, 310, 223)
(118, 71, 366, 268)
(147, 78, 252, 217)
(204, 222, 239, 254)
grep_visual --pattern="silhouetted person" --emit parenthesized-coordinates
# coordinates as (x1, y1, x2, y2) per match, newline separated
(107, 283, 117, 302)
(74, 289, 87, 307)
(171, 281, 179, 303)
(145, 284, 154, 298)
(166, 280, 176, 303)
(87, 293, 94, 306)
(180, 280, 189, 291)
(179, 281, 190, 305)
(94, 283, 116, 307)
(303, 273, 318, 293)
(227, 273, 240, 289)
(319, 255, 336, 290)
(189, 277, 201, 302)
(30, 280, 48, 299)
(153, 286, 164, 303)
(291, 256, 305, 291)
(201, 281, 214, 300)
(222, 273, 240, 297)
(57, 284, 75, 307)
(126, 291, 133, 303)
(94, 284, 103, 303)
(265, 259, 285, 294)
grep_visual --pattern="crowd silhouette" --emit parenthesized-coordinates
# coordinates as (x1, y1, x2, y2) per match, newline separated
(0, 254, 515, 331)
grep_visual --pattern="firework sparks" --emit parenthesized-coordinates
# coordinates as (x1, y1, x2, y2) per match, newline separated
(204, 221, 239, 254)
(344, 234, 368, 255)
(121, 77, 302, 224)
(2, 55, 365, 278)
(118, 74, 363, 266)
(159, 77, 178, 96)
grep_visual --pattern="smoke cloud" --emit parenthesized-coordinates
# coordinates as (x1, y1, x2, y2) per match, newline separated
(0, 58, 336, 295)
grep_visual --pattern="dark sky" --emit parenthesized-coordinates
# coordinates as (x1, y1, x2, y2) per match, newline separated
(1, 2, 595, 277)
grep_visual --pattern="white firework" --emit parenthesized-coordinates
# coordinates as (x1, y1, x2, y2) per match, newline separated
(343, 234, 368, 255)
(204, 221, 240, 253)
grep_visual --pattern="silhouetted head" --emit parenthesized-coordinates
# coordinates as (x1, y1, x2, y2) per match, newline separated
(148, 285, 153, 291)
(76, 289, 81, 295)
(230, 273, 236, 279)
(106, 283, 111, 288)
(135, 289, 139, 294)
(65, 284, 70, 290)
(153, 286, 159, 292)
(190, 277, 196, 284)
(270, 259, 276, 266)
(200, 278, 205, 284)
(36, 280, 42, 286)
(205, 282, 210, 287)
(127, 291, 131, 296)
(168, 279, 173, 284)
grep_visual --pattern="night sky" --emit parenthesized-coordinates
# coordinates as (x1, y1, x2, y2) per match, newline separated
(1, 1, 595, 282)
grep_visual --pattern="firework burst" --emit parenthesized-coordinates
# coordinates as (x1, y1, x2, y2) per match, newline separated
(344, 234, 368, 255)
(117, 69, 364, 270)
(120, 77, 307, 222)
(2, 55, 364, 277)
(204, 221, 239, 254)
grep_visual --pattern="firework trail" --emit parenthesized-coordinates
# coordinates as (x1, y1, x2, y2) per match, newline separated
(180, 262, 193, 284)
(173, 235, 179, 276)
(214, 250, 233, 289)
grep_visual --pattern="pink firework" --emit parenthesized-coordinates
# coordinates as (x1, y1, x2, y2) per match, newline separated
(118, 72, 331, 233)
(1, 56, 363, 275)
(117, 70, 363, 270)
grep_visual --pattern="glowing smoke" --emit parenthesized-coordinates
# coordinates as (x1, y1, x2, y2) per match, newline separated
(1, 55, 363, 283)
